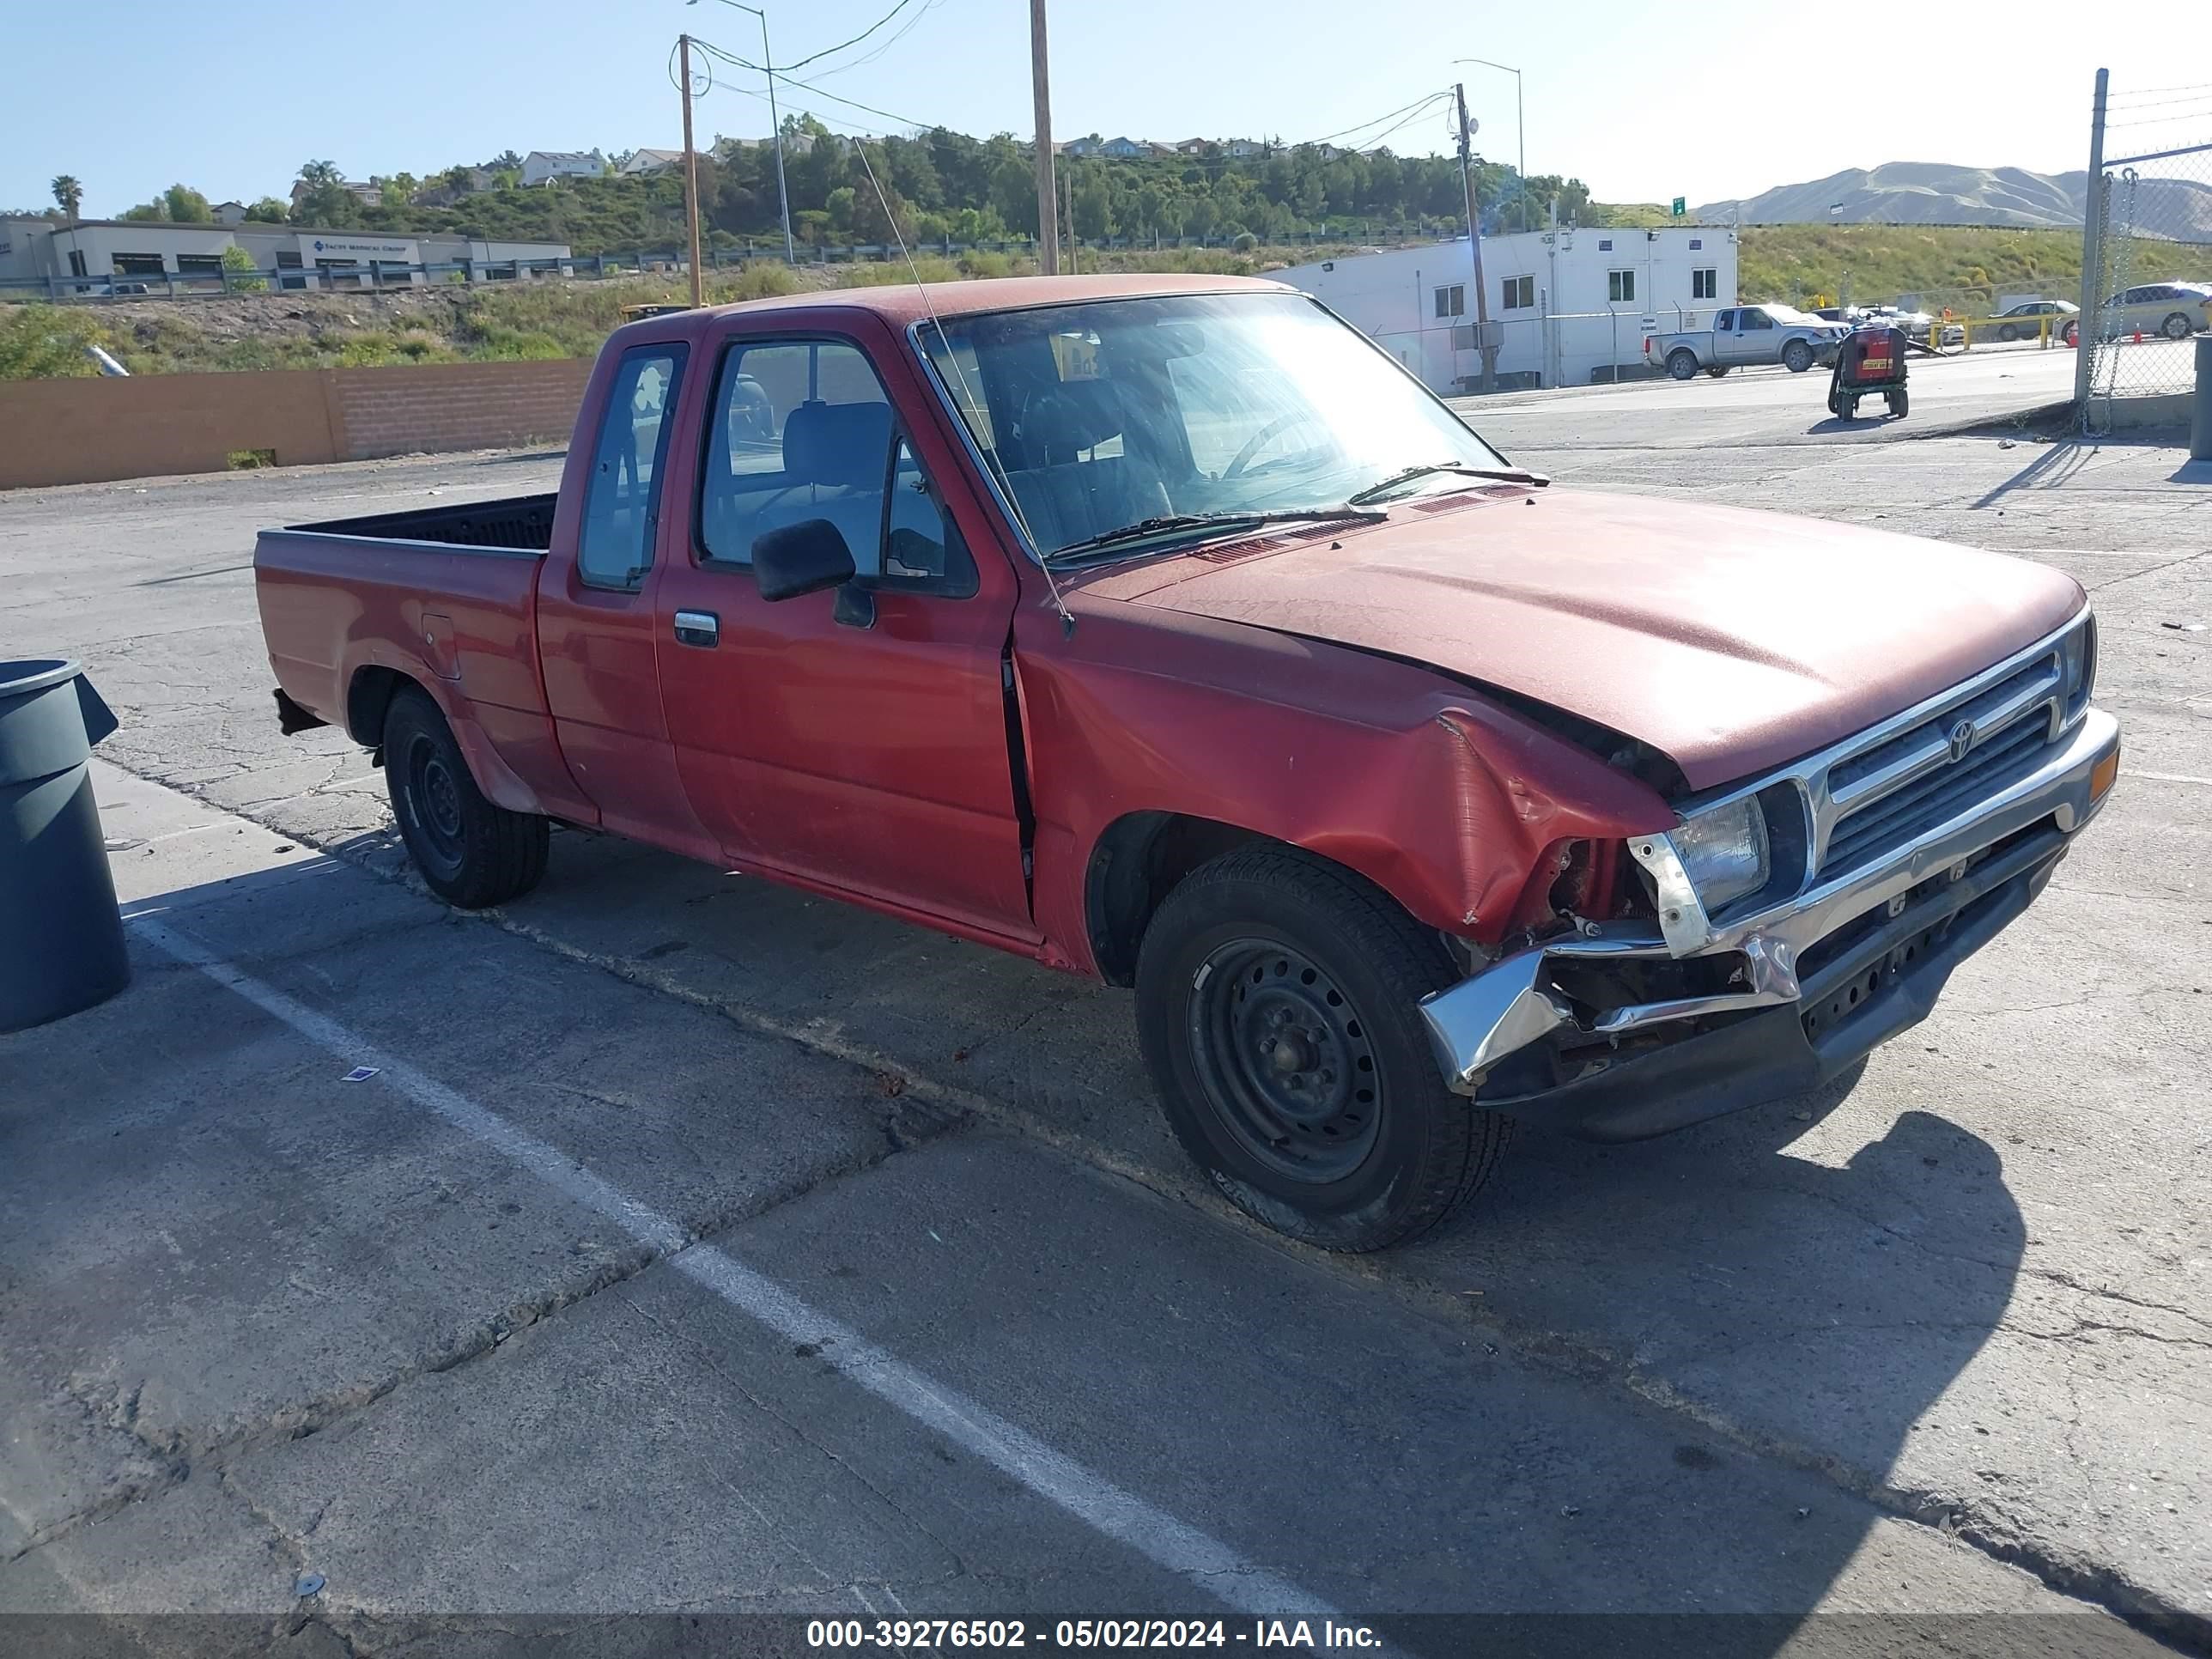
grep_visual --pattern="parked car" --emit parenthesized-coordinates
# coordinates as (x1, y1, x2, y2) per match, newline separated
(1856, 305, 1965, 349)
(1992, 299, 2076, 342)
(2092, 283, 2212, 342)
(255, 275, 2120, 1250)
(1647, 303, 1848, 378)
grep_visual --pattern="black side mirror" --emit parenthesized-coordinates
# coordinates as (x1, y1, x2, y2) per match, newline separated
(752, 519, 856, 602)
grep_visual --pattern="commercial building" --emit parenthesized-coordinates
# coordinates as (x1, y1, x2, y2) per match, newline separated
(1277, 226, 1739, 392)
(0, 219, 574, 295)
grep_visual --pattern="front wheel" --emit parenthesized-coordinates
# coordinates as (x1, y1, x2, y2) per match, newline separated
(1705, 365, 1729, 378)
(1998, 323, 2020, 342)
(384, 688, 549, 908)
(1887, 388, 1908, 418)
(1135, 847, 1512, 1252)
(1782, 339, 1814, 373)
(1668, 349, 1698, 380)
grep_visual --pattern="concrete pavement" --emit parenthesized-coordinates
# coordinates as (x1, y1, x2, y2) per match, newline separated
(2, 398, 2209, 1652)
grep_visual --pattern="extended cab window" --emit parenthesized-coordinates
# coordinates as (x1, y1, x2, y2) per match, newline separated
(578, 345, 687, 589)
(698, 337, 975, 594)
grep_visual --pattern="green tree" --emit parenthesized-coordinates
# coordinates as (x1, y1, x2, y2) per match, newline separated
(1071, 173, 1113, 240)
(50, 175, 82, 221)
(244, 197, 289, 222)
(220, 245, 267, 291)
(162, 184, 214, 222)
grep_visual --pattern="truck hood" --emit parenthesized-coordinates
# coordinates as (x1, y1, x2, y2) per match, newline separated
(1082, 489, 2086, 791)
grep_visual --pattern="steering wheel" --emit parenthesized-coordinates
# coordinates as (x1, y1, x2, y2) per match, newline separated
(1221, 411, 1306, 480)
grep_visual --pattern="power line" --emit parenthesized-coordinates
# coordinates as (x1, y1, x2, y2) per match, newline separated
(805, 0, 945, 81)
(772, 0, 927, 75)
(695, 40, 942, 133)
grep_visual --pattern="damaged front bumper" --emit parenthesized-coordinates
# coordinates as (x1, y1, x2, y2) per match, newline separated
(1419, 704, 2120, 1140)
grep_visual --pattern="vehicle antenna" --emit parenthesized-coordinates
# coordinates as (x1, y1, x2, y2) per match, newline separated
(849, 136, 1078, 636)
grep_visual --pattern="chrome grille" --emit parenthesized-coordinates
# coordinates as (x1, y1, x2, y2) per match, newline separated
(1814, 644, 2067, 883)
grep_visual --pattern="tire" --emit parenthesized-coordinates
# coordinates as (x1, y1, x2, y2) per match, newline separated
(1134, 846, 1512, 1252)
(1997, 323, 2019, 343)
(1782, 338, 1814, 374)
(383, 688, 549, 908)
(1705, 365, 1729, 378)
(1888, 388, 1908, 419)
(1667, 349, 1698, 380)
(1841, 396, 1857, 421)
(2161, 313, 2193, 340)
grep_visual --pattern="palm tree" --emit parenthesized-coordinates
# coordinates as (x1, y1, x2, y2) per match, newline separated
(50, 174, 82, 222)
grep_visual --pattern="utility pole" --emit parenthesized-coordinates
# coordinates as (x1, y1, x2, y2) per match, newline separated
(681, 34, 705, 307)
(1455, 82, 1495, 392)
(1030, 0, 1060, 274)
(2073, 67, 2109, 411)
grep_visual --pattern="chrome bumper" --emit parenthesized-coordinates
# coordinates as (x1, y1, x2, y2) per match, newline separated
(1420, 705, 2120, 1096)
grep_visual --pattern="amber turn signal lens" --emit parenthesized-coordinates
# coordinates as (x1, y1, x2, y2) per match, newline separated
(2089, 749, 2120, 803)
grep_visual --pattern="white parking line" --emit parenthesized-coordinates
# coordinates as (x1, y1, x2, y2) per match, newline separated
(129, 914, 1343, 1623)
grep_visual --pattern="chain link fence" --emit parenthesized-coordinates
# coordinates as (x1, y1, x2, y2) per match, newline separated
(2083, 92, 2212, 429)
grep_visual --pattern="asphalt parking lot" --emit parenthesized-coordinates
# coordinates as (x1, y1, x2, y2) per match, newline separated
(2, 356, 2208, 1656)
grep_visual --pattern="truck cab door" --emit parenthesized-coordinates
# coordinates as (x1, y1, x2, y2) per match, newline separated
(534, 339, 722, 862)
(1732, 307, 1774, 362)
(653, 325, 1036, 945)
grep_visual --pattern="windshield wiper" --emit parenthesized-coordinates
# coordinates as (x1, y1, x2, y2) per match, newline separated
(1347, 462, 1550, 505)
(1048, 507, 1385, 563)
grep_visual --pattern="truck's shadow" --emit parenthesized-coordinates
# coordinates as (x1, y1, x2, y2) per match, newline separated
(503, 836, 2055, 1643)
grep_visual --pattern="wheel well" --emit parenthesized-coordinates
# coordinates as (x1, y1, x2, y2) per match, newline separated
(346, 665, 415, 751)
(1084, 812, 1277, 987)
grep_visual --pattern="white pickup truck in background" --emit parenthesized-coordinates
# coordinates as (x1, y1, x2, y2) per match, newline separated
(1646, 304, 1850, 380)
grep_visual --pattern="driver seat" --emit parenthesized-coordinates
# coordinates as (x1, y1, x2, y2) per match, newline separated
(1005, 380, 1171, 552)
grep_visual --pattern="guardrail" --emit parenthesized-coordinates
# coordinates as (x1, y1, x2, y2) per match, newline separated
(0, 227, 1493, 306)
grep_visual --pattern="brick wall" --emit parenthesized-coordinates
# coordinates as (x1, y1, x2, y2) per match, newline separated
(0, 359, 596, 490)
(331, 360, 594, 462)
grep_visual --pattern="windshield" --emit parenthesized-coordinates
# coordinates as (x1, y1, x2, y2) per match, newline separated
(921, 292, 1513, 560)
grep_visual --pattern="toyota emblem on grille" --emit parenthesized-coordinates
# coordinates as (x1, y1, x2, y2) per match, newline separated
(1947, 719, 1975, 762)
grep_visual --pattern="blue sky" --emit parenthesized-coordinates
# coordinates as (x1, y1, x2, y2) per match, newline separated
(2, 0, 2192, 217)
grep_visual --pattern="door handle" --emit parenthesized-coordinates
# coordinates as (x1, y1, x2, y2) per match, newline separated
(672, 609, 720, 647)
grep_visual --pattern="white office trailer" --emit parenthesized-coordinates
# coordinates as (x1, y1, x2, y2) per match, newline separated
(1277, 226, 1740, 392)
(0, 220, 574, 295)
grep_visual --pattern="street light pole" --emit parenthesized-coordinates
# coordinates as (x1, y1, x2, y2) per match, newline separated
(689, 0, 797, 264)
(1453, 57, 1522, 226)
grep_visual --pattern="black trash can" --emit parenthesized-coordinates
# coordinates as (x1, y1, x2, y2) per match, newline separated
(0, 659, 130, 1033)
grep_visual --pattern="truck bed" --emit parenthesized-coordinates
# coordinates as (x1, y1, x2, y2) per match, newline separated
(301, 492, 558, 550)
(254, 493, 562, 804)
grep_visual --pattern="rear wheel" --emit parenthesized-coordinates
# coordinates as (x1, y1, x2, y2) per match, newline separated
(1997, 322, 2020, 343)
(1705, 365, 1729, 378)
(1887, 388, 1908, 418)
(2161, 312, 2194, 340)
(1782, 339, 1814, 374)
(1135, 847, 1512, 1252)
(384, 688, 549, 908)
(1668, 349, 1698, 380)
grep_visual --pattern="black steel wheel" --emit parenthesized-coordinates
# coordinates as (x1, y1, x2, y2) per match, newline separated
(383, 688, 549, 908)
(1187, 938, 1383, 1185)
(1136, 845, 1512, 1251)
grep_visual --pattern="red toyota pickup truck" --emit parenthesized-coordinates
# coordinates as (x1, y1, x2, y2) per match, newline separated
(255, 274, 2120, 1250)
